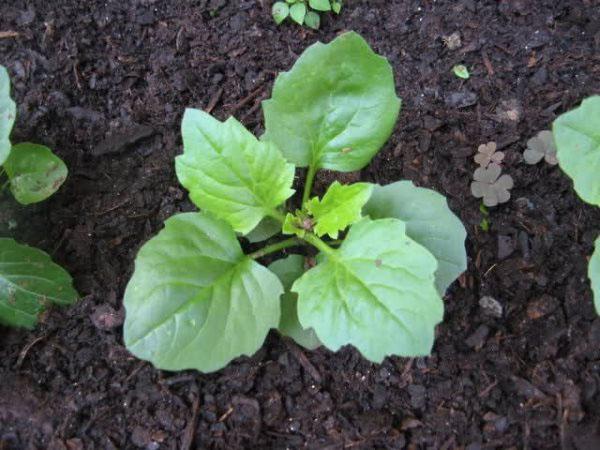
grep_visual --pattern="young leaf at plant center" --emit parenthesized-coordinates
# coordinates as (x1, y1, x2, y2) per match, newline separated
(123, 212, 283, 372)
(590, 237, 600, 314)
(553, 96, 600, 206)
(272, 1, 290, 25)
(292, 218, 443, 362)
(0, 65, 16, 166)
(305, 181, 373, 238)
(363, 181, 467, 295)
(3, 143, 68, 205)
(244, 216, 282, 243)
(176, 109, 295, 234)
(524, 130, 558, 166)
(0, 238, 78, 328)
(269, 255, 320, 350)
(282, 212, 308, 238)
(289, 2, 307, 25)
(309, 0, 331, 11)
(262, 32, 401, 172)
(303, 11, 320, 29)
(452, 64, 470, 79)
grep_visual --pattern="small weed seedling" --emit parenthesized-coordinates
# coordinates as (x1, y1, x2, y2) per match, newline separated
(123, 32, 468, 373)
(552, 96, 600, 314)
(272, 0, 342, 29)
(524, 130, 558, 166)
(0, 65, 78, 328)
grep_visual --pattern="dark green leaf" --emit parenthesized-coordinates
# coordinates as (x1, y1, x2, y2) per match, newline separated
(591, 236, 599, 314)
(0, 65, 16, 166)
(303, 11, 320, 29)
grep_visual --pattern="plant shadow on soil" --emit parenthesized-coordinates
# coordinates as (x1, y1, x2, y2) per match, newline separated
(1, 0, 600, 448)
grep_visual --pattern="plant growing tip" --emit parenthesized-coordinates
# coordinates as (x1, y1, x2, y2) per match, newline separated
(272, 0, 342, 29)
(123, 32, 468, 373)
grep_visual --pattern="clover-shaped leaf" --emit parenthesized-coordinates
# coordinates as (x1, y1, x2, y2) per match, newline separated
(523, 130, 558, 165)
(474, 142, 504, 168)
(470, 163, 513, 207)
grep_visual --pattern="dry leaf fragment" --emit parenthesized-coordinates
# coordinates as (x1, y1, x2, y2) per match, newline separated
(471, 163, 514, 207)
(474, 141, 504, 168)
(523, 130, 558, 165)
(443, 32, 462, 50)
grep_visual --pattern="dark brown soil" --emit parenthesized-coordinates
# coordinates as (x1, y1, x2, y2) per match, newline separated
(1, 0, 600, 448)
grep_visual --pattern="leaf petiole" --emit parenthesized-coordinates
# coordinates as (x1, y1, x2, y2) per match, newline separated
(302, 233, 335, 256)
(248, 237, 303, 260)
(302, 164, 316, 205)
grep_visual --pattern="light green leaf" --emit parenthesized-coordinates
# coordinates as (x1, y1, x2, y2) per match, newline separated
(244, 216, 281, 243)
(331, 0, 342, 14)
(289, 2, 307, 25)
(303, 11, 320, 29)
(553, 96, 600, 206)
(305, 181, 373, 238)
(282, 212, 306, 237)
(363, 181, 467, 295)
(591, 237, 600, 315)
(292, 218, 443, 362)
(309, 0, 331, 11)
(0, 65, 16, 166)
(123, 212, 283, 372)
(452, 64, 470, 79)
(262, 32, 401, 172)
(0, 238, 78, 329)
(269, 255, 320, 350)
(176, 109, 295, 234)
(3, 143, 68, 205)
(272, 2, 290, 25)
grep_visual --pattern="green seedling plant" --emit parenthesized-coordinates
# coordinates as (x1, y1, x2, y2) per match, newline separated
(552, 96, 600, 314)
(0, 65, 78, 328)
(123, 32, 468, 373)
(272, 0, 342, 29)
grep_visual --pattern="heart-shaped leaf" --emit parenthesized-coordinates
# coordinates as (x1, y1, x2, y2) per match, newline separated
(309, 0, 331, 11)
(289, 2, 307, 25)
(363, 181, 467, 295)
(0, 65, 16, 166)
(305, 181, 373, 239)
(272, 1, 290, 24)
(553, 96, 600, 206)
(3, 143, 68, 205)
(176, 109, 295, 234)
(590, 237, 600, 314)
(262, 32, 401, 172)
(269, 255, 320, 350)
(123, 212, 283, 372)
(0, 238, 78, 328)
(292, 218, 443, 362)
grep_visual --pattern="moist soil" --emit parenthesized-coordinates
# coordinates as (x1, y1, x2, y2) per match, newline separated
(1, 0, 600, 448)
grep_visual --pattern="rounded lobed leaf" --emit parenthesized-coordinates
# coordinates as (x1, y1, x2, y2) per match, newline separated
(262, 32, 401, 172)
(0, 65, 16, 166)
(363, 181, 467, 295)
(176, 109, 295, 234)
(292, 218, 443, 362)
(3, 143, 68, 205)
(123, 212, 283, 373)
(0, 238, 78, 329)
(269, 255, 321, 350)
(590, 237, 600, 315)
(553, 96, 600, 206)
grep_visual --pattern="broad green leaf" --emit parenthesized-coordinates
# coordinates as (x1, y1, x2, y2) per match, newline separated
(303, 11, 320, 29)
(3, 143, 68, 205)
(269, 255, 320, 350)
(553, 96, 600, 206)
(309, 0, 331, 11)
(289, 2, 306, 25)
(244, 216, 281, 243)
(292, 218, 443, 362)
(363, 181, 467, 295)
(305, 181, 373, 238)
(262, 32, 401, 172)
(176, 109, 295, 234)
(591, 237, 600, 314)
(123, 212, 283, 372)
(0, 65, 16, 166)
(272, 1, 290, 24)
(0, 238, 78, 329)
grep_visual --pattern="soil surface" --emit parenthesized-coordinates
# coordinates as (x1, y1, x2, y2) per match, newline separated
(1, 0, 600, 448)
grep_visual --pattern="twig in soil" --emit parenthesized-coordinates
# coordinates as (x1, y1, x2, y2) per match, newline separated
(160, 373, 197, 386)
(478, 380, 498, 397)
(481, 51, 494, 76)
(181, 382, 200, 450)
(205, 87, 223, 114)
(0, 31, 20, 39)
(226, 85, 266, 115)
(218, 406, 234, 422)
(125, 361, 146, 382)
(15, 334, 48, 369)
(283, 339, 322, 383)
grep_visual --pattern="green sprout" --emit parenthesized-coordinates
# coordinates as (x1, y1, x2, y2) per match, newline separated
(272, 0, 342, 30)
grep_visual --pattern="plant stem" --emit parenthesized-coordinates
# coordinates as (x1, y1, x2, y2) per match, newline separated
(248, 237, 302, 260)
(302, 233, 335, 256)
(268, 209, 286, 224)
(302, 164, 316, 205)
